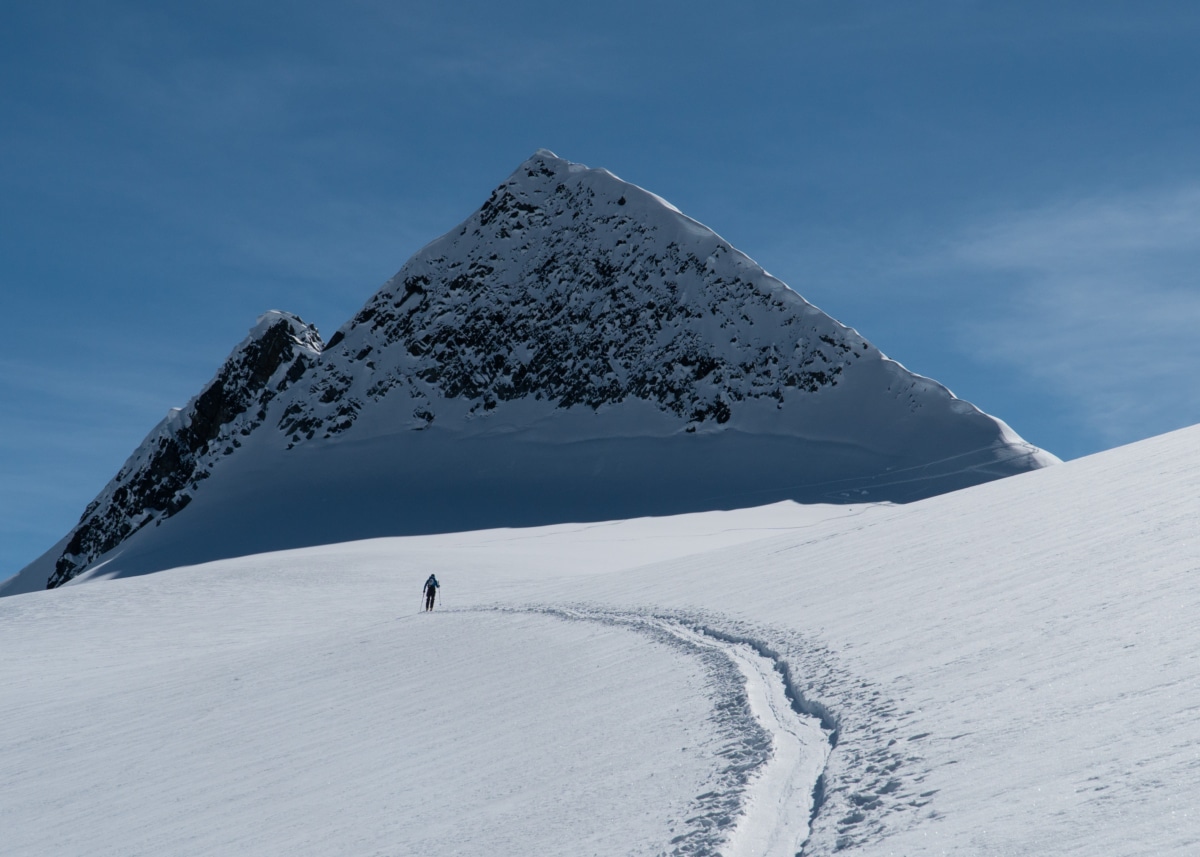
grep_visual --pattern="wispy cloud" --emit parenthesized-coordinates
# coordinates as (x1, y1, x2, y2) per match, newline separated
(0, 357, 197, 416)
(943, 185, 1200, 447)
(0, 357, 188, 572)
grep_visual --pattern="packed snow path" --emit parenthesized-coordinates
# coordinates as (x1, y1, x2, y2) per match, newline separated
(661, 619, 832, 857)
(523, 608, 835, 856)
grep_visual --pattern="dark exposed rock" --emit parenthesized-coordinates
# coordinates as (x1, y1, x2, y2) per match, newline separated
(46, 313, 323, 589)
(279, 154, 862, 443)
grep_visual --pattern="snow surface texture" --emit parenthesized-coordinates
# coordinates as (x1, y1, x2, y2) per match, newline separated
(7, 150, 1055, 594)
(3, 425, 1196, 855)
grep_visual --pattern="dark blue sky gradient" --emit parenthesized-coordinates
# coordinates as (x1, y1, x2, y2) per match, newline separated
(4, 1, 1200, 576)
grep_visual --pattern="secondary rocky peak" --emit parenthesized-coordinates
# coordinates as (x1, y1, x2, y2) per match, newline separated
(45, 312, 324, 588)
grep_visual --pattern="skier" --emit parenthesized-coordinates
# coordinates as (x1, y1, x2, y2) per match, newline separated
(423, 574, 440, 612)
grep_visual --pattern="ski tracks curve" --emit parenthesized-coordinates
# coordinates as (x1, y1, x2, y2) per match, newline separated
(662, 617, 831, 857)
(452, 605, 939, 856)
(464, 606, 838, 856)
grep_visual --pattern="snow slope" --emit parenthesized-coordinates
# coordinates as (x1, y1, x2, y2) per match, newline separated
(2, 424, 1196, 855)
(6, 150, 1056, 594)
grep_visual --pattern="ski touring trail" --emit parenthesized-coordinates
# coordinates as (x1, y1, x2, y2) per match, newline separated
(482, 607, 835, 856)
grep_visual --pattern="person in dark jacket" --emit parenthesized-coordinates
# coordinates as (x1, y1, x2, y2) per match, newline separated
(423, 574, 440, 611)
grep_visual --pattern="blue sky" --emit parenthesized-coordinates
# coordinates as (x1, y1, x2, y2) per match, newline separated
(4, 1, 1200, 578)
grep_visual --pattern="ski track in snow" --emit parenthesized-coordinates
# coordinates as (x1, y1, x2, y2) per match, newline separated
(468, 605, 924, 857)
(656, 618, 830, 857)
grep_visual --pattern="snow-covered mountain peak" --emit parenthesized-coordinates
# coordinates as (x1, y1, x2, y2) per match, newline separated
(511, 148, 711, 233)
(517, 148, 590, 178)
(6, 152, 1057, 594)
(252, 310, 325, 356)
(285, 150, 881, 444)
(39, 310, 324, 589)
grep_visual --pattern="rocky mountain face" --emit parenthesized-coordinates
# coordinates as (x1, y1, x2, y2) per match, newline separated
(44, 314, 323, 589)
(281, 151, 868, 444)
(9, 150, 1057, 594)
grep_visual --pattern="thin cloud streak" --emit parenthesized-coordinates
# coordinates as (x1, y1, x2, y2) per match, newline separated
(945, 185, 1200, 448)
(0, 358, 197, 415)
(955, 188, 1200, 270)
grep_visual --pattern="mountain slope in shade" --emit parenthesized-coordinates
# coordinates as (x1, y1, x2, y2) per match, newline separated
(40, 312, 323, 591)
(2, 424, 1196, 855)
(4, 150, 1056, 594)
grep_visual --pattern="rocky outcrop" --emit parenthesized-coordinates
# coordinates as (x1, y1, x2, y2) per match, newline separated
(46, 312, 322, 588)
(278, 151, 871, 444)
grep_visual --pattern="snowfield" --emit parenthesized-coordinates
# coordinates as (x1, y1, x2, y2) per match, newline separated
(2, 423, 1198, 855)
